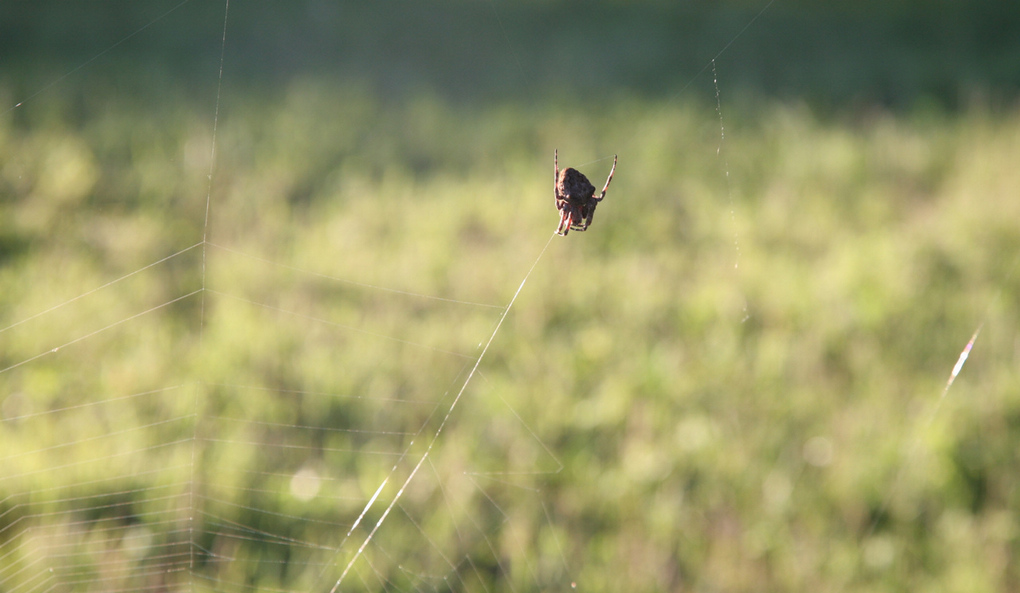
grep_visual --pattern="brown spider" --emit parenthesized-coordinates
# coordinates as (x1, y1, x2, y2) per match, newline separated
(554, 149, 617, 236)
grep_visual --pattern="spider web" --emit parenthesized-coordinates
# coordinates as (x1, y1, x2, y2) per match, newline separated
(3, 1, 1018, 592)
(0, 176, 566, 591)
(1, 2, 576, 590)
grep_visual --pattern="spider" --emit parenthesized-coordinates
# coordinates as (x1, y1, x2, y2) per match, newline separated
(554, 149, 617, 236)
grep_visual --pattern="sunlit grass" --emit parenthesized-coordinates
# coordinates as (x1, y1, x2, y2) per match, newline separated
(1, 75, 1019, 592)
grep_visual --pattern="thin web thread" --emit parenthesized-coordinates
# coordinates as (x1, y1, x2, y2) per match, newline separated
(0, 243, 202, 336)
(2, 0, 195, 116)
(711, 60, 737, 269)
(711, 60, 748, 321)
(669, 0, 775, 101)
(486, 0, 525, 80)
(328, 230, 557, 592)
(192, 0, 231, 582)
(0, 289, 203, 376)
(199, 0, 231, 330)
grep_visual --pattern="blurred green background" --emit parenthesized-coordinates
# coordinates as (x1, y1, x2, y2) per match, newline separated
(2, 1, 1020, 592)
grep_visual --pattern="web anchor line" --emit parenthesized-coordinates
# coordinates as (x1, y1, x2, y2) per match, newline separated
(711, 59, 749, 322)
(327, 230, 557, 593)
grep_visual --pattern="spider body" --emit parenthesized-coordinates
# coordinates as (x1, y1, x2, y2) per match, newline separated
(554, 150, 617, 236)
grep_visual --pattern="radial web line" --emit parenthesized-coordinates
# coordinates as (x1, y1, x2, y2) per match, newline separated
(3, 385, 187, 421)
(192, 0, 231, 582)
(468, 477, 541, 586)
(0, 289, 203, 376)
(2, 0, 195, 115)
(485, 0, 525, 79)
(328, 230, 557, 592)
(0, 242, 202, 336)
(468, 371, 563, 476)
(343, 479, 389, 541)
(394, 502, 470, 590)
(199, 0, 231, 320)
(670, 0, 775, 100)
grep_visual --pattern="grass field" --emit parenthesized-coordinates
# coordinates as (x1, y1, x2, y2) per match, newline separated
(2, 2, 1020, 592)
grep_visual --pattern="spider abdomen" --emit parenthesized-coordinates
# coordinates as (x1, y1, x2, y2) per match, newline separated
(557, 168, 596, 203)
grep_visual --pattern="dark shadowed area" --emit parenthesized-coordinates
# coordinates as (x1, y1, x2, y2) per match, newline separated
(3, 0, 1019, 107)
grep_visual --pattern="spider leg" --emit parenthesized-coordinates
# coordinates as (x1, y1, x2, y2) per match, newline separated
(569, 205, 592, 232)
(554, 149, 559, 207)
(595, 154, 617, 202)
(556, 205, 571, 236)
